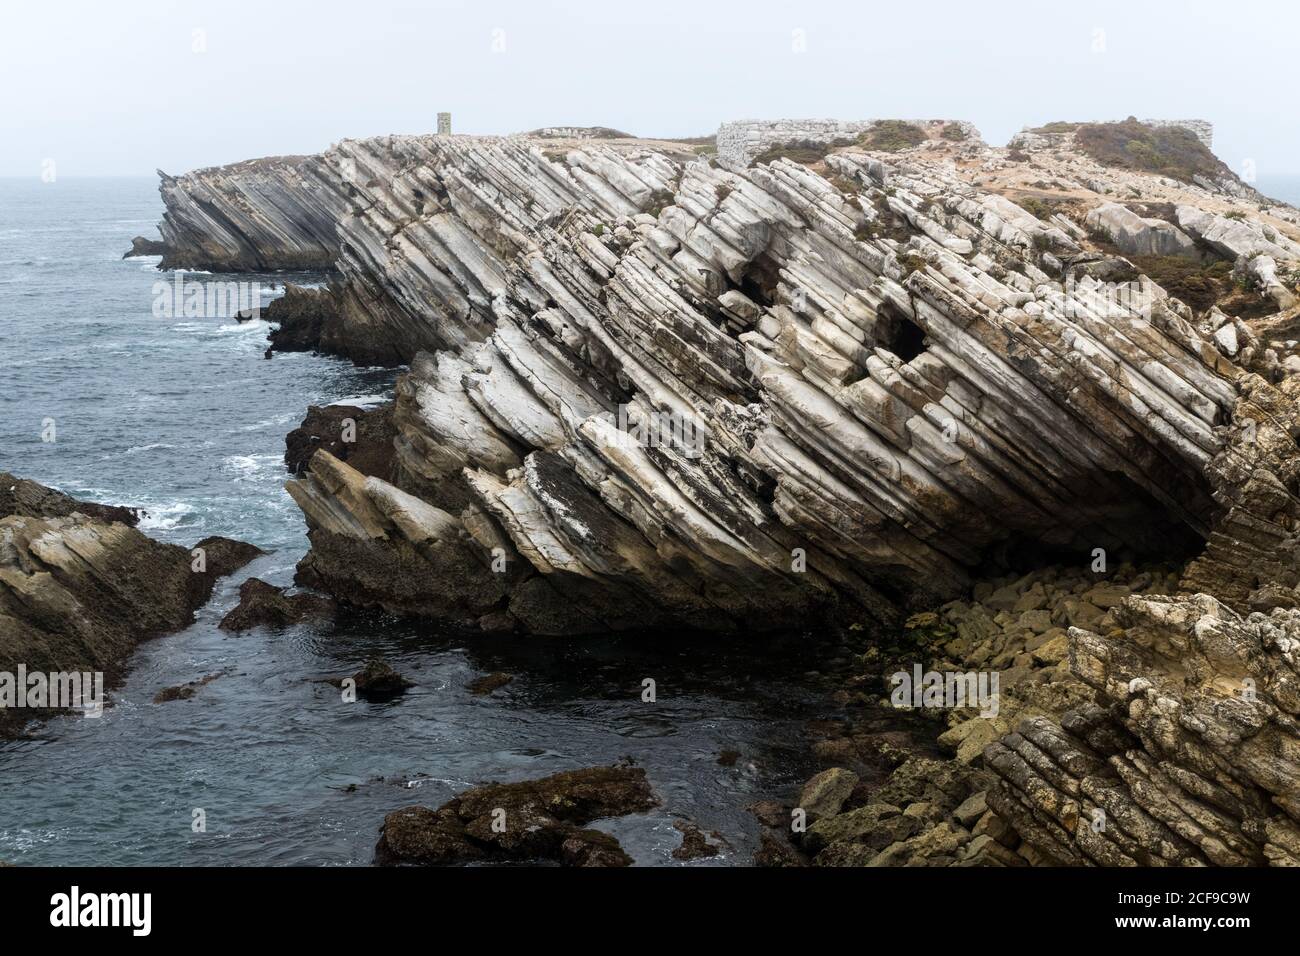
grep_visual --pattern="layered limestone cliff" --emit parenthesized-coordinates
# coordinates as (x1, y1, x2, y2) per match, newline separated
(135, 155, 346, 271)
(145, 122, 1300, 637)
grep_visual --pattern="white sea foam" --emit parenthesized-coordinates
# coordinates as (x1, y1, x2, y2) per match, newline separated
(216, 319, 270, 334)
(328, 393, 390, 409)
(223, 453, 281, 482)
(135, 502, 196, 532)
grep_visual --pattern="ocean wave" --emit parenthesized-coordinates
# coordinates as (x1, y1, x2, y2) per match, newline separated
(239, 414, 297, 431)
(223, 453, 283, 482)
(124, 442, 178, 454)
(136, 502, 197, 532)
(216, 319, 270, 334)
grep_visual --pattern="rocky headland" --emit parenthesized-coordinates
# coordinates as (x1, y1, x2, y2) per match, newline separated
(135, 117, 1300, 865)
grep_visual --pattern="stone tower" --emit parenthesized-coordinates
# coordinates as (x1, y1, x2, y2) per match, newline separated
(437, 112, 452, 136)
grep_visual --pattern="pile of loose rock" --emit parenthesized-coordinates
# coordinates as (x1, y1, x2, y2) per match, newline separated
(757, 563, 1214, 866)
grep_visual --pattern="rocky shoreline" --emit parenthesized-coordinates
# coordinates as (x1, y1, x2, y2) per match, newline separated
(101, 116, 1300, 864)
(0, 474, 261, 737)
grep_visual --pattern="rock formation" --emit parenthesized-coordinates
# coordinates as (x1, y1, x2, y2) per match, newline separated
(141, 122, 1297, 635)
(985, 593, 1300, 866)
(142, 156, 346, 271)
(373, 765, 657, 866)
(146, 120, 1300, 864)
(1, 471, 143, 526)
(0, 475, 261, 735)
(218, 577, 336, 631)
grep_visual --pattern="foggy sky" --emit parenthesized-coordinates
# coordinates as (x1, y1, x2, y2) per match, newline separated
(2, 0, 1295, 178)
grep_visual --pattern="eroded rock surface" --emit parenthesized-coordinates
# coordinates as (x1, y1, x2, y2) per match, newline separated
(985, 593, 1300, 866)
(218, 577, 336, 631)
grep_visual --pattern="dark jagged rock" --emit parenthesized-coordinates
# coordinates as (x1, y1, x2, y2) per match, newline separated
(0, 472, 141, 526)
(284, 403, 395, 480)
(754, 829, 809, 867)
(122, 236, 168, 259)
(671, 820, 723, 860)
(373, 765, 657, 866)
(265, 284, 344, 354)
(350, 658, 414, 700)
(218, 577, 335, 632)
(559, 828, 633, 867)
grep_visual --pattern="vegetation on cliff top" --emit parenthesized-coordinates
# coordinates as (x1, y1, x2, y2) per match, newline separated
(1072, 118, 1231, 185)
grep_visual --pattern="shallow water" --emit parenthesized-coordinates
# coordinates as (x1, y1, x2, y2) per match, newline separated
(0, 177, 838, 865)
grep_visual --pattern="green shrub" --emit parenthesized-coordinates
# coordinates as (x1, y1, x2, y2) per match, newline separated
(859, 121, 927, 153)
(750, 137, 856, 168)
(1030, 121, 1082, 134)
(898, 252, 929, 276)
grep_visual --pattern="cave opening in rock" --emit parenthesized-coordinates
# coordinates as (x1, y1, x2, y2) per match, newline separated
(976, 470, 1208, 577)
(875, 302, 928, 364)
(734, 251, 781, 310)
(889, 316, 927, 363)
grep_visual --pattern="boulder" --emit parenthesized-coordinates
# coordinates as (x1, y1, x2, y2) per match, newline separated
(797, 768, 859, 823)
(218, 578, 335, 631)
(1085, 202, 1196, 257)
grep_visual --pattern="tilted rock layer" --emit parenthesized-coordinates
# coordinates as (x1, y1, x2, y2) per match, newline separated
(0, 477, 260, 735)
(149, 123, 1300, 638)
(986, 593, 1300, 866)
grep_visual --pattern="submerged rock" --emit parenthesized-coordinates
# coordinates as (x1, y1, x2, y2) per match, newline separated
(671, 820, 723, 860)
(373, 765, 658, 866)
(153, 672, 222, 704)
(351, 658, 415, 700)
(466, 672, 513, 695)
